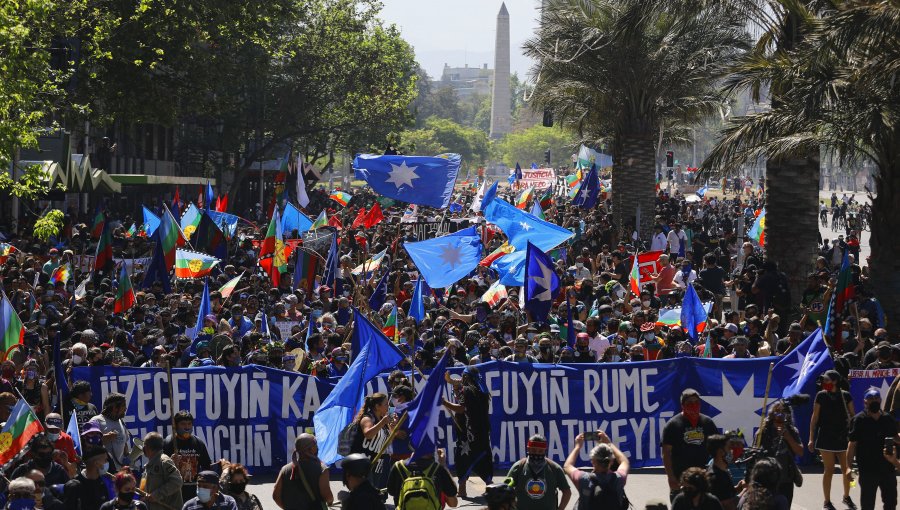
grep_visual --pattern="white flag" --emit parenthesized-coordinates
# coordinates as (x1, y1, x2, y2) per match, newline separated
(74, 278, 89, 301)
(296, 154, 311, 208)
(470, 180, 487, 212)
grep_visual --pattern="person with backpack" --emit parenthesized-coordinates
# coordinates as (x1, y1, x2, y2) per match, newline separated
(562, 431, 629, 510)
(506, 435, 571, 510)
(386, 448, 457, 510)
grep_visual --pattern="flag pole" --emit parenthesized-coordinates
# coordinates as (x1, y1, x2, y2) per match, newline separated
(754, 361, 775, 448)
(166, 364, 178, 438)
(369, 410, 408, 470)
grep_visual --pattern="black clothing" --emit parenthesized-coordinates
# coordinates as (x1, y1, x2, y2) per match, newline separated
(342, 480, 386, 510)
(454, 386, 493, 482)
(63, 472, 113, 510)
(386, 458, 457, 506)
(698, 266, 727, 295)
(671, 492, 724, 510)
(662, 414, 719, 479)
(707, 464, 736, 504)
(276, 459, 327, 510)
(848, 411, 898, 475)
(162, 433, 212, 503)
(11, 460, 69, 486)
(98, 500, 149, 510)
(814, 390, 853, 450)
(858, 470, 897, 510)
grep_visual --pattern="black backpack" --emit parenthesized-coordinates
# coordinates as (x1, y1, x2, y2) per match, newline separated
(577, 472, 629, 510)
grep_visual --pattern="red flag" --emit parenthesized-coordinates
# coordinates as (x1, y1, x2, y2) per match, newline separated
(197, 185, 204, 210)
(217, 195, 228, 212)
(351, 208, 367, 229)
(364, 202, 384, 228)
(328, 215, 343, 230)
(625, 251, 665, 291)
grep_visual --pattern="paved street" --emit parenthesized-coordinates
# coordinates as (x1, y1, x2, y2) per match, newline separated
(245, 467, 887, 510)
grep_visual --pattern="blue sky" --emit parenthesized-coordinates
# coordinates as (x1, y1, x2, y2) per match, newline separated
(379, 0, 542, 80)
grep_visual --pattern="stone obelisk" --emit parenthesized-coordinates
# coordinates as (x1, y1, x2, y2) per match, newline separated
(489, 2, 511, 138)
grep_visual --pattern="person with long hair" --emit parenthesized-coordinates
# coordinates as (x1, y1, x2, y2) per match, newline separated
(443, 365, 493, 498)
(350, 392, 394, 489)
(754, 401, 803, 505)
(99, 469, 147, 510)
(737, 458, 789, 510)
(220, 462, 262, 510)
(670, 467, 723, 510)
(808, 370, 856, 510)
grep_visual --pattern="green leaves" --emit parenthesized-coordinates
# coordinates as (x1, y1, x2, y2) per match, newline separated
(33, 209, 65, 242)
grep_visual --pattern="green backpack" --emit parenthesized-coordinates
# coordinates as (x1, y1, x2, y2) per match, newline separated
(396, 461, 441, 510)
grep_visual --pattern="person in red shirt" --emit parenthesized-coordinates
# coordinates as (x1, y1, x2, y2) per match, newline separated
(44, 412, 79, 476)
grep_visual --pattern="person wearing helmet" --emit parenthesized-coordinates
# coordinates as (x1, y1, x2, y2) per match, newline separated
(340, 453, 385, 510)
(483, 483, 516, 510)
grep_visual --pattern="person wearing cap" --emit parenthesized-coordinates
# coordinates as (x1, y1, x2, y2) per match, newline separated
(571, 333, 596, 364)
(340, 453, 385, 510)
(636, 322, 665, 361)
(80, 421, 105, 450)
(188, 342, 213, 368)
(504, 337, 538, 363)
(42, 248, 61, 276)
(847, 388, 899, 510)
(563, 430, 629, 508)
(506, 434, 570, 510)
(228, 305, 253, 339)
(181, 470, 237, 510)
(44, 412, 78, 467)
(723, 336, 753, 359)
(776, 322, 804, 356)
(64, 444, 114, 510)
(327, 347, 350, 377)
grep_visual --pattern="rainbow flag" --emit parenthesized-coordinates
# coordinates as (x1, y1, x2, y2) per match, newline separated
(0, 290, 24, 353)
(748, 208, 766, 246)
(382, 305, 398, 340)
(0, 243, 17, 264)
(0, 399, 44, 469)
(259, 209, 288, 287)
(329, 191, 353, 207)
(310, 210, 328, 230)
(49, 263, 70, 285)
(515, 186, 534, 210)
(629, 255, 641, 295)
(175, 249, 221, 279)
(656, 303, 713, 331)
(180, 203, 202, 239)
(481, 281, 507, 307)
(218, 272, 244, 300)
(114, 264, 136, 314)
(566, 170, 583, 198)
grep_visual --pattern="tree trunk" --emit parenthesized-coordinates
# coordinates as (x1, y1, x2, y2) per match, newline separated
(764, 151, 820, 316)
(612, 135, 657, 242)
(867, 153, 900, 337)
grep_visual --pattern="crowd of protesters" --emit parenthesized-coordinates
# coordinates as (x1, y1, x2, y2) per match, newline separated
(0, 172, 895, 510)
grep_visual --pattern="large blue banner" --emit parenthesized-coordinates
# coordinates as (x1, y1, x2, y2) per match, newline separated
(849, 368, 899, 411)
(73, 357, 809, 476)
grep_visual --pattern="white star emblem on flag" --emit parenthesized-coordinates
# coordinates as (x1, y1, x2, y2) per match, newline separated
(386, 161, 419, 189)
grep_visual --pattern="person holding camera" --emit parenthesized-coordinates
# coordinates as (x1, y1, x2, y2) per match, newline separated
(754, 401, 804, 506)
(847, 388, 899, 510)
(562, 431, 629, 510)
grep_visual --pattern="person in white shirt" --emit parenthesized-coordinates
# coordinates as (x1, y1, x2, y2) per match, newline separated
(666, 224, 687, 255)
(650, 226, 667, 252)
(672, 260, 698, 289)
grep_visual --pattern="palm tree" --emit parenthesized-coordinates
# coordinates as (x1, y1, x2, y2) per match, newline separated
(702, 1, 834, 309)
(523, 0, 749, 238)
(704, 1, 900, 333)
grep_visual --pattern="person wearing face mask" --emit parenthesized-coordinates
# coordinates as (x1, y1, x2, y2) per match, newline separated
(847, 389, 898, 510)
(66, 381, 99, 431)
(571, 334, 597, 363)
(219, 463, 260, 510)
(505, 435, 570, 510)
(662, 389, 719, 502)
(181, 471, 237, 510)
(163, 411, 212, 504)
(670, 468, 723, 510)
(808, 370, 855, 510)
(64, 444, 114, 510)
(139, 433, 182, 510)
(704, 435, 745, 510)
(228, 305, 253, 340)
(42, 413, 78, 475)
(327, 347, 350, 377)
(504, 337, 538, 363)
(16, 359, 49, 420)
(99, 470, 147, 510)
(6, 477, 39, 510)
(636, 323, 665, 361)
(535, 337, 554, 363)
(11, 437, 69, 486)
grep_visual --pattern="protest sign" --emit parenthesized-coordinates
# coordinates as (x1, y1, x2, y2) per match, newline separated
(74, 356, 806, 476)
(849, 368, 899, 410)
(519, 168, 556, 189)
